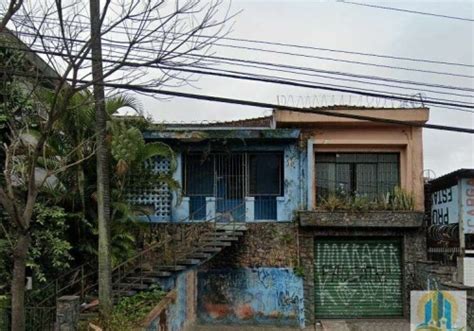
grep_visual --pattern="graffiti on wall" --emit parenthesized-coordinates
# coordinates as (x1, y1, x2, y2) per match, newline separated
(315, 241, 403, 317)
(197, 268, 304, 327)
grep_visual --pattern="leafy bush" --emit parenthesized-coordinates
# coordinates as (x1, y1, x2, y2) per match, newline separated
(99, 286, 166, 330)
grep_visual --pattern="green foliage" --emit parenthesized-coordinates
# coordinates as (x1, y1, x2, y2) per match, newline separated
(0, 228, 12, 293)
(319, 194, 346, 212)
(294, 266, 304, 278)
(28, 204, 73, 283)
(317, 187, 415, 212)
(101, 286, 166, 330)
(390, 186, 415, 211)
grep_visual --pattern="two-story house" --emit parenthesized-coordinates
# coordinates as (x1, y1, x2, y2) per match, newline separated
(139, 106, 428, 328)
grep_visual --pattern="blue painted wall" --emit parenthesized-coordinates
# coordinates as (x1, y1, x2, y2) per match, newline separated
(197, 268, 304, 328)
(148, 269, 197, 331)
(168, 143, 303, 223)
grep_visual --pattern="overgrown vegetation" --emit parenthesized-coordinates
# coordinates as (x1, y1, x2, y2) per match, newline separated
(0, 45, 177, 298)
(86, 286, 166, 331)
(317, 186, 415, 212)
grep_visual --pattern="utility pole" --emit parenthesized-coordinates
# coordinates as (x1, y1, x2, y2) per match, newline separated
(89, 0, 112, 316)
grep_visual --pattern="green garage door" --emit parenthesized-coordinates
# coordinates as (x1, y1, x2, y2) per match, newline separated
(314, 238, 403, 318)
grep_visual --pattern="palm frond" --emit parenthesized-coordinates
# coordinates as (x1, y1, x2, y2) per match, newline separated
(106, 94, 143, 116)
(140, 142, 177, 172)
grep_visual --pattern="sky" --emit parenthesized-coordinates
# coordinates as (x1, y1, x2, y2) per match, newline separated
(134, 0, 474, 178)
(8, 0, 470, 178)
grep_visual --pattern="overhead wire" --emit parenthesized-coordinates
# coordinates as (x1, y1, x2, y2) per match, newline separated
(10, 29, 474, 96)
(340, 1, 474, 23)
(7, 16, 474, 80)
(2, 41, 474, 111)
(10, 13, 474, 68)
(1, 63, 472, 133)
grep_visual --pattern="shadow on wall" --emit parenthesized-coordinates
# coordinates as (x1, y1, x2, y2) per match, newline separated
(197, 268, 304, 328)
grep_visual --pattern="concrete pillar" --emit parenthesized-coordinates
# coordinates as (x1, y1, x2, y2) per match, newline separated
(245, 197, 255, 221)
(206, 197, 216, 221)
(307, 139, 316, 210)
(276, 196, 286, 221)
(171, 152, 189, 222)
(56, 296, 80, 331)
(173, 197, 190, 222)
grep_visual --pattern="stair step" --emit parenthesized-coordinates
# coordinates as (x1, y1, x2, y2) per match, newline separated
(197, 246, 223, 253)
(204, 235, 240, 241)
(202, 241, 232, 247)
(123, 276, 159, 284)
(215, 230, 244, 237)
(156, 265, 187, 271)
(141, 270, 173, 278)
(177, 259, 201, 265)
(188, 253, 212, 259)
(114, 283, 150, 291)
(215, 224, 247, 231)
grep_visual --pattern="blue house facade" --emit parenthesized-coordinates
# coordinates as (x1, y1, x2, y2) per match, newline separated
(134, 107, 429, 328)
(141, 122, 305, 223)
(138, 117, 307, 328)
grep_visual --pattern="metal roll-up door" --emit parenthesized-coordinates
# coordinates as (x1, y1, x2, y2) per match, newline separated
(314, 238, 403, 318)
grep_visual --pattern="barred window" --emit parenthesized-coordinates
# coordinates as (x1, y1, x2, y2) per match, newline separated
(315, 153, 399, 202)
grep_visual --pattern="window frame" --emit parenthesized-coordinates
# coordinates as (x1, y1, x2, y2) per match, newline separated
(183, 151, 284, 197)
(315, 152, 400, 202)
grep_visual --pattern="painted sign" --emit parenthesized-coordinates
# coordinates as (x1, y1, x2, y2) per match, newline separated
(431, 185, 459, 225)
(410, 290, 467, 331)
(461, 178, 474, 234)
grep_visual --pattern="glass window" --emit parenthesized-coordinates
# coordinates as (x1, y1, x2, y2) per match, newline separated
(248, 153, 283, 196)
(315, 153, 399, 202)
(184, 154, 214, 196)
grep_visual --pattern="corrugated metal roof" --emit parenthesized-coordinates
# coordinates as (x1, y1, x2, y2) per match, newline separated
(149, 115, 274, 129)
(429, 168, 474, 189)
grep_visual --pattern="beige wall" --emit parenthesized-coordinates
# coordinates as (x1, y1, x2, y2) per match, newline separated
(275, 108, 428, 211)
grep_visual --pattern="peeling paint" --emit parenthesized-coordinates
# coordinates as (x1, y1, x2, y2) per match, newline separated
(197, 268, 304, 328)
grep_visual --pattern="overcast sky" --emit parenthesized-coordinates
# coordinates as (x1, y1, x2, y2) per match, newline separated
(134, 0, 473, 178)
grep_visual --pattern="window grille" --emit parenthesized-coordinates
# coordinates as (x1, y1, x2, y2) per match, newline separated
(127, 156, 172, 221)
(184, 152, 283, 220)
(315, 153, 400, 202)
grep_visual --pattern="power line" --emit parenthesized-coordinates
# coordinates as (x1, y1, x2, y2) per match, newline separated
(2, 41, 473, 110)
(1, 62, 473, 134)
(7, 17, 474, 80)
(11, 30, 474, 95)
(205, 57, 474, 100)
(203, 42, 474, 79)
(103, 82, 474, 134)
(340, 1, 474, 23)
(11, 13, 474, 68)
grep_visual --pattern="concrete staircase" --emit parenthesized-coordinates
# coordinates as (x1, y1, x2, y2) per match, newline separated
(80, 223, 247, 316)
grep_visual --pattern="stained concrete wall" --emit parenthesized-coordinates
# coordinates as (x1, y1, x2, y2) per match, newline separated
(148, 269, 197, 331)
(205, 223, 298, 268)
(197, 268, 304, 328)
(198, 223, 304, 328)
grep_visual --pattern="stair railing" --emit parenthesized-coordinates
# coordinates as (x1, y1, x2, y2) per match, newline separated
(169, 201, 247, 265)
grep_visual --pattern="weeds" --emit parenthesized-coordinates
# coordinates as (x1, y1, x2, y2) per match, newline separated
(317, 187, 415, 212)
